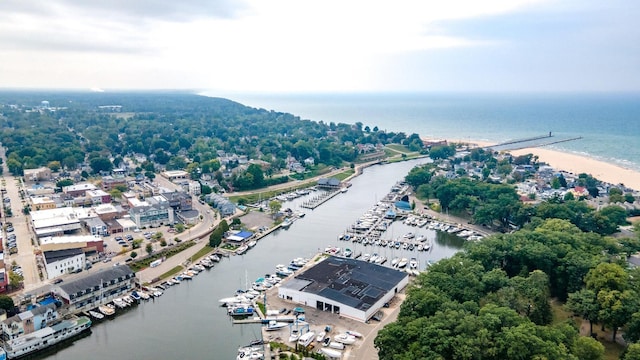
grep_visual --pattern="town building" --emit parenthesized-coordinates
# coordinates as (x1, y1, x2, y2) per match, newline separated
(31, 197, 56, 211)
(161, 170, 189, 181)
(0, 303, 59, 340)
(101, 176, 127, 192)
(54, 265, 136, 313)
(43, 249, 85, 279)
(39, 235, 104, 254)
(129, 197, 174, 228)
(278, 256, 409, 323)
(63, 183, 97, 197)
(23, 167, 52, 182)
(30, 207, 91, 238)
(85, 189, 111, 205)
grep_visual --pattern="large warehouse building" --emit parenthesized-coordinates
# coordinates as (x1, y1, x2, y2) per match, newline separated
(278, 255, 409, 322)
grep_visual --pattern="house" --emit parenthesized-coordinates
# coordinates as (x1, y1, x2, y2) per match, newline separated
(54, 265, 136, 313)
(206, 193, 236, 216)
(0, 304, 59, 340)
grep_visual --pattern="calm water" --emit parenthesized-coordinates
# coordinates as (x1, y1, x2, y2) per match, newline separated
(212, 92, 640, 172)
(40, 159, 465, 360)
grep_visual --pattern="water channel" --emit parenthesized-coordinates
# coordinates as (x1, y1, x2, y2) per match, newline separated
(39, 159, 466, 360)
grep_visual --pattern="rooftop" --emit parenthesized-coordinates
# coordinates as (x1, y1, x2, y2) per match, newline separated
(281, 256, 407, 311)
(58, 265, 134, 296)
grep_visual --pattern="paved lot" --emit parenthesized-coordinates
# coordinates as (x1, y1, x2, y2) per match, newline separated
(260, 256, 406, 360)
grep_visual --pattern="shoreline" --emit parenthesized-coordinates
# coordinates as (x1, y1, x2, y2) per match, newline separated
(425, 136, 640, 191)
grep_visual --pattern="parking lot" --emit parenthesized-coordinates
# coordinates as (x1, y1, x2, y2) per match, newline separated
(98, 224, 187, 263)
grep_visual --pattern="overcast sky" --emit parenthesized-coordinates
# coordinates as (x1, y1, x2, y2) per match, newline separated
(1, 0, 638, 93)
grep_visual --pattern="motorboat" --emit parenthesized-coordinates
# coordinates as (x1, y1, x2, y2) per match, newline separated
(346, 330, 363, 338)
(288, 329, 301, 343)
(409, 258, 418, 269)
(316, 331, 327, 342)
(397, 258, 408, 268)
(265, 321, 288, 331)
(334, 333, 357, 345)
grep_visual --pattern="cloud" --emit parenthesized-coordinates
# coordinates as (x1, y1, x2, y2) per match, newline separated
(0, 0, 247, 22)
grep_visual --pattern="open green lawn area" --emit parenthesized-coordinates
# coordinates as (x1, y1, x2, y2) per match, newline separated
(332, 169, 355, 181)
(385, 144, 412, 153)
(159, 265, 184, 280)
(189, 245, 214, 262)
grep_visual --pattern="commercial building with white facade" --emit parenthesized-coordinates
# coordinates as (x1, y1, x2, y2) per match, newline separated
(278, 256, 409, 323)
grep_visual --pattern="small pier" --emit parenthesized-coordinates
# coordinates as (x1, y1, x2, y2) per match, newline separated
(484, 133, 583, 151)
(300, 189, 342, 209)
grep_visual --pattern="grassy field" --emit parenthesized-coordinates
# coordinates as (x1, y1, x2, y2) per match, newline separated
(332, 169, 355, 181)
(189, 245, 215, 262)
(159, 265, 184, 280)
(385, 144, 412, 153)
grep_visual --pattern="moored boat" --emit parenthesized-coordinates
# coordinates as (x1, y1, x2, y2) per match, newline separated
(3, 316, 92, 359)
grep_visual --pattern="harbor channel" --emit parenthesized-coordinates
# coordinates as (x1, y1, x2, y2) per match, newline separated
(35, 158, 467, 360)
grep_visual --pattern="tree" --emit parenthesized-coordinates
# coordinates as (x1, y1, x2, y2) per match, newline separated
(56, 179, 74, 188)
(573, 336, 604, 360)
(566, 290, 599, 334)
(269, 200, 282, 217)
(89, 157, 113, 174)
(9, 271, 23, 289)
(585, 263, 628, 293)
(132, 239, 143, 249)
(624, 343, 640, 360)
(130, 251, 138, 259)
(145, 243, 153, 255)
(0, 295, 14, 312)
(597, 289, 638, 341)
(47, 160, 61, 172)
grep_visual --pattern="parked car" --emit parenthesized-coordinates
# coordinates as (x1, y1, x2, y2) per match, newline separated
(53, 278, 64, 284)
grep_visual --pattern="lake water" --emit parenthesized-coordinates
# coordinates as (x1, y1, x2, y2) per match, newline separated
(37, 159, 465, 360)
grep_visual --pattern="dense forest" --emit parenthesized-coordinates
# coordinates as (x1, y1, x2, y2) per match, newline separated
(0, 91, 422, 190)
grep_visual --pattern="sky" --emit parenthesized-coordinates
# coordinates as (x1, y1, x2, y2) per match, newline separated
(1, 0, 638, 93)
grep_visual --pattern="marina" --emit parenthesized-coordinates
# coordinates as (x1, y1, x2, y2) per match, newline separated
(31, 159, 467, 360)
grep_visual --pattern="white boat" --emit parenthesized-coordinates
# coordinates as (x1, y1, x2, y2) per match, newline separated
(391, 257, 400, 267)
(265, 320, 288, 331)
(320, 347, 343, 359)
(236, 245, 249, 255)
(409, 258, 418, 269)
(316, 331, 327, 342)
(397, 258, 408, 268)
(403, 232, 415, 239)
(88, 310, 104, 320)
(343, 248, 352, 258)
(288, 329, 301, 342)
(3, 316, 92, 359)
(247, 240, 257, 248)
(345, 330, 363, 338)
(98, 305, 115, 316)
(219, 295, 249, 306)
(334, 333, 357, 345)
(237, 346, 264, 360)
(362, 253, 371, 262)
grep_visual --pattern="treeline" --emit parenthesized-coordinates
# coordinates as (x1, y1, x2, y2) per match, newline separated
(375, 219, 640, 360)
(0, 92, 422, 185)
(408, 174, 629, 235)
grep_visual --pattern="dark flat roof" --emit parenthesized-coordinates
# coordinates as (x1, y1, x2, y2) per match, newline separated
(58, 265, 134, 296)
(282, 256, 407, 311)
(44, 248, 83, 263)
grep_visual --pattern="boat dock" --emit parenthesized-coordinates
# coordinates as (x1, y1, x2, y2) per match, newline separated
(300, 189, 342, 209)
